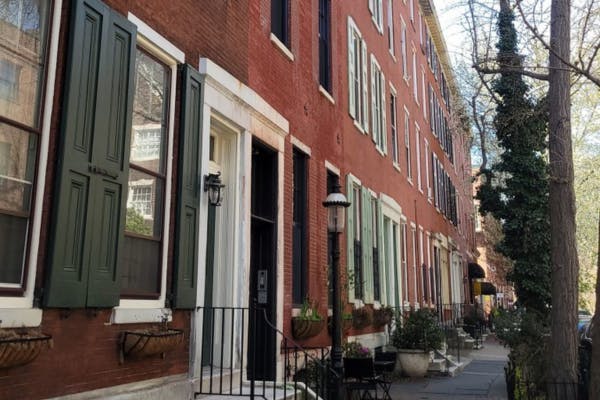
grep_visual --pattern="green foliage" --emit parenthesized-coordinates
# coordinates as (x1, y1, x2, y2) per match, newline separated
(392, 309, 443, 352)
(126, 207, 152, 236)
(298, 298, 323, 321)
(343, 341, 372, 358)
(476, 2, 551, 313)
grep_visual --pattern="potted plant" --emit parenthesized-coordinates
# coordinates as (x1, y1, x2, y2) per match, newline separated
(392, 308, 443, 378)
(373, 305, 394, 328)
(120, 316, 184, 363)
(0, 328, 53, 369)
(292, 298, 325, 340)
(351, 307, 372, 330)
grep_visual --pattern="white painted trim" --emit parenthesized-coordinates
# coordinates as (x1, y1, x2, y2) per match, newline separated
(0, 309, 42, 328)
(113, 14, 181, 315)
(199, 58, 289, 136)
(111, 308, 172, 324)
(318, 86, 335, 104)
(128, 13, 185, 63)
(324, 160, 340, 176)
(347, 173, 362, 187)
(270, 33, 294, 61)
(0, 0, 62, 313)
(291, 135, 312, 156)
(379, 193, 402, 218)
(347, 331, 387, 350)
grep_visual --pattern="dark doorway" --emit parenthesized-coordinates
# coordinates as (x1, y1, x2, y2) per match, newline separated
(202, 204, 216, 366)
(248, 140, 278, 381)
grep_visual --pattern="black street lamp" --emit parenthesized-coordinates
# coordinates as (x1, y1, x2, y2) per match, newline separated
(323, 181, 350, 399)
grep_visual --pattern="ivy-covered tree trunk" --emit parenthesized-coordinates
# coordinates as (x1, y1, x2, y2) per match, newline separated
(547, 1, 579, 398)
(477, 0, 551, 313)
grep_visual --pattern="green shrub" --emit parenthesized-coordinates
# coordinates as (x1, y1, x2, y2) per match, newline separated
(392, 309, 443, 352)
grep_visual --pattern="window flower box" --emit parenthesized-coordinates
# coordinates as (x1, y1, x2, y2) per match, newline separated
(120, 328, 184, 363)
(352, 308, 372, 330)
(0, 330, 53, 369)
(291, 318, 325, 340)
(373, 306, 394, 328)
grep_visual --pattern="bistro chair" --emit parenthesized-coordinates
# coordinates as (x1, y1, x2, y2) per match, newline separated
(343, 357, 381, 400)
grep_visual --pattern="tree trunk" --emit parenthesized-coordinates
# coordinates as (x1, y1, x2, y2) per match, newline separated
(590, 214, 600, 398)
(548, 1, 579, 399)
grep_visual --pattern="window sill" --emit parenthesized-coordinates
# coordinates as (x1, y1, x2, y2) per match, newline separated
(389, 52, 396, 62)
(318, 85, 335, 104)
(393, 163, 401, 173)
(375, 146, 386, 157)
(270, 33, 294, 61)
(353, 119, 366, 135)
(0, 308, 42, 328)
(407, 178, 414, 186)
(110, 307, 172, 324)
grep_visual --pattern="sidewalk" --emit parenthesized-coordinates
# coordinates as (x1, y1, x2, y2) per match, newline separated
(389, 335, 509, 400)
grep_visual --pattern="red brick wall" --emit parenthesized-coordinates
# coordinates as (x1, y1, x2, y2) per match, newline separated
(246, 0, 476, 342)
(3, 1, 250, 399)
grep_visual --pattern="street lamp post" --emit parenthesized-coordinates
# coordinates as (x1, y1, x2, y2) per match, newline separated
(323, 182, 350, 399)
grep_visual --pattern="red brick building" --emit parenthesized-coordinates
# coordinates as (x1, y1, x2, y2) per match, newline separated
(0, 0, 475, 399)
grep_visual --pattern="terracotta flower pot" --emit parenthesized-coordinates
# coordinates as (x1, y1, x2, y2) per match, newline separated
(120, 329, 184, 362)
(0, 332, 53, 369)
(292, 318, 325, 340)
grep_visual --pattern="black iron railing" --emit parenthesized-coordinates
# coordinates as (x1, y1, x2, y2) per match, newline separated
(194, 305, 337, 399)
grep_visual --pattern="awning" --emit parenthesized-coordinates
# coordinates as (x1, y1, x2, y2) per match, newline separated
(468, 263, 486, 279)
(481, 282, 497, 295)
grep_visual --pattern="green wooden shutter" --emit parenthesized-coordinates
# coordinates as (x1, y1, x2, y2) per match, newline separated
(173, 64, 203, 309)
(346, 176, 355, 303)
(361, 40, 369, 133)
(362, 187, 373, 303)
(377, 198, 385, 303)
(45, 0, 136, 308)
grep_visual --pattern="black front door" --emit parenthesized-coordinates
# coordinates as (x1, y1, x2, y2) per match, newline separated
(248, 140, 277, 381)
(202, 204, 216, 366)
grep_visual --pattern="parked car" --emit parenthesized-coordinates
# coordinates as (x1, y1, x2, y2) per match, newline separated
(579, 320, 593, 400)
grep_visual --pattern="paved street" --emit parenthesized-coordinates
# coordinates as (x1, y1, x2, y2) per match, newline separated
(389, 336, 509, 400)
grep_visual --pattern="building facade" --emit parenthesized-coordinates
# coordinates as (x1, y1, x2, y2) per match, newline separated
(0, 0, 476, 399)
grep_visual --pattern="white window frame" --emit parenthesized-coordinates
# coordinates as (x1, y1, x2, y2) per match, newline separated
(348, 17, 369, 133)
(369, 0, 384, 33)
(404, 107, 412, 182)
(370, 55, 386, 154)
(401, 18, 408, 82)
(114, 13, 184, 317)
(421, 66, 427, 119)
(387, 0, 394, 56)
(425, 138, 432, 201)
(400, 219, 409, 306)
(410, 223, 417, 305)
(409, 0, 415, 22)
(412, 44, 418, 103)
(389, 84, 399, 166)
(0, 0, 62, 324)
(416, 122, 422, 192)
(419, 226, 425, 303)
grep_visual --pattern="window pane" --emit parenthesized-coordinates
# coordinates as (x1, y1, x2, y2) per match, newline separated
(130, 49, 169, 174)
(0, 123, 36, 214)
(120, 235, 160, 295)
(0, 0, 49, 127)
(0, 213, 27, 285)
(125, 169, 164, 237)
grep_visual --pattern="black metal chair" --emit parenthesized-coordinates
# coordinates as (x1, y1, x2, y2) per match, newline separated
(374, 351, 396, 400)
(343, 357, 381, 400)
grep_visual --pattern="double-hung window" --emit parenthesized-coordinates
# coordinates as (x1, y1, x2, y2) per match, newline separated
(425, 139, 432, 200)
(318, 0, 331, 92)
(0, 0, 50, 293)
(348, 17, 368, 132)
(412, 45, 418, 102)
(390, 87, 399, 165)
(411, 225, 417, 304)
(401, 20, 408, 81)
(421, 67, 427, 118)
(404, 108, 412, 181)
(370, 55, 386, 153)
(369, 0, 383, 33)
(121, 48, 171, 298)
(387, 0, 394, 55)
(271, 0, 289, 47)
(400, 222, 408, 305)
(416, 123, 422, 191)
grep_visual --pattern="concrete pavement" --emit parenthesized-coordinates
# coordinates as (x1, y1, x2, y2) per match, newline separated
(389, 335, 509, 400)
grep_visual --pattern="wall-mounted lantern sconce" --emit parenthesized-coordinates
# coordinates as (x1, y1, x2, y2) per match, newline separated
(204, 172, 225, 206)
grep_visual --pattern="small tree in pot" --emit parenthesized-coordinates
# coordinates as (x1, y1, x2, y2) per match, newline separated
(392, 309, 443, 377)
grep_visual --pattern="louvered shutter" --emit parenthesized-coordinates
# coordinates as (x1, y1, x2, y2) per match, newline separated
(348, 20, 356, 119)
(381, 74, 387, 153)
(173, 65, 203, 309)
(346, 177, 355, 303)
(377, 199, 385, 303)
(361, 40, 369, 132)
(362, 188, 374, 303)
